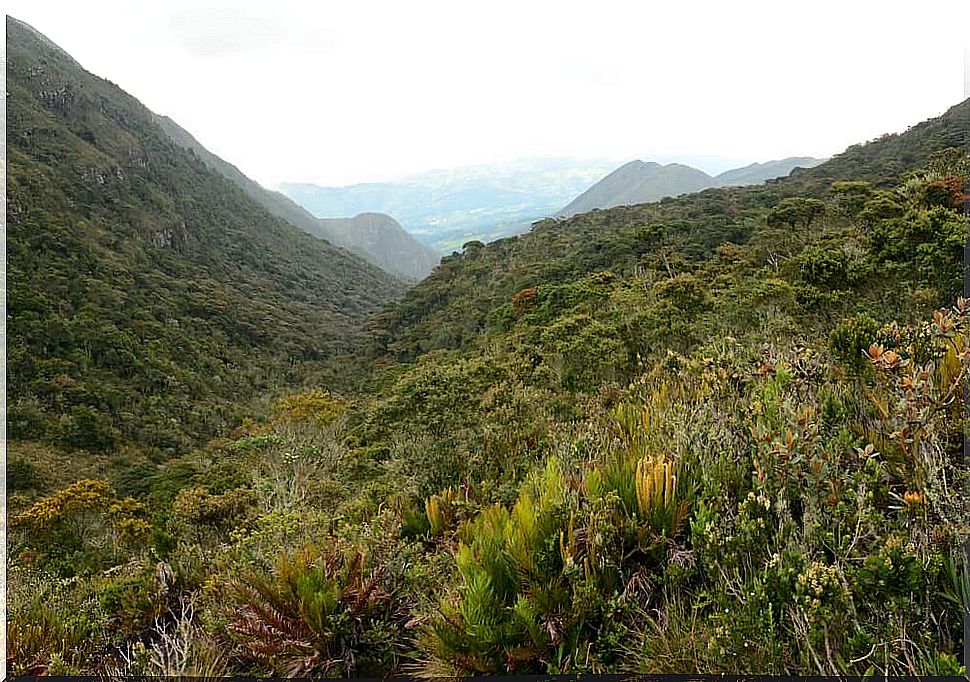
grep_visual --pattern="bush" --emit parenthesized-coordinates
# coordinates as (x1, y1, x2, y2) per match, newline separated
(7, 455, 41, 492)
(225, 546, 408, 676)
(11, 479, 150, 572)
(829, 313, 880, 368)
(57, 404, 118, 451)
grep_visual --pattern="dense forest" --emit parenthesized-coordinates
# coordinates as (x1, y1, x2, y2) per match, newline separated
(6, 17, 405, 462)
(6, 15, 970, 678)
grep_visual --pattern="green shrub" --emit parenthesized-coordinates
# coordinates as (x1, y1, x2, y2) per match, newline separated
(7, 455, 41, 492)
(829, 313, 880, 368)
(225, 546, 408, 676)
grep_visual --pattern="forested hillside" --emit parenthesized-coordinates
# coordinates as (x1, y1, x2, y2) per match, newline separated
(795, 101, 970, 188)
(374, 99, 970, 364)
(154, 114, 439, 280)
(6, 14, 969, 678)
(6, 16, 406, 460)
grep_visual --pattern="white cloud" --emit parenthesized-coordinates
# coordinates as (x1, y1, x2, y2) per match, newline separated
(6, 0, 968, 186)
(162, 8, 336, 58)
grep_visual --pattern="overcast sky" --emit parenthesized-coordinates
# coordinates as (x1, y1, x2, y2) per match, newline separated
(6, 1, 969, 186)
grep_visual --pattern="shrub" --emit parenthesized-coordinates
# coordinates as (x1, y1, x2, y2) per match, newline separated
(171, 486, 257, 539)
(7, 455, 41, 492)
(829, 313, 880, 368)
(226, 546, 407, 676)
(11, 479, 150, 572)
(271, 390, 348, 427)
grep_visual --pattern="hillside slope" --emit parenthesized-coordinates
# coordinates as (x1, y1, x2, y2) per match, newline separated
(557, 160, 714, 217)
(794, 99, 970, 188)
(714, 156, 825, 186)
(154, 114, 439, 280)
(372, 99, 969, 363)
(6, 16, 407, 455)
(219, 98, 969, 675)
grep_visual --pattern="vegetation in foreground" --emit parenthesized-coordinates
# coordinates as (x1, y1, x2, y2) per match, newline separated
(8, 146, 970, 675)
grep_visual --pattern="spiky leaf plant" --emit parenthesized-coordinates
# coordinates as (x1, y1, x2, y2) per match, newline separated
(226, 546, 405, 676)
(423, 460, 588, 675)
(635, 455, 689, 539)
(425, 487, 457, 536)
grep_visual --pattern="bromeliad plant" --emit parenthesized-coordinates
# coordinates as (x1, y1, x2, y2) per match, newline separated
(635, 454, 687, 538)
(584, 451, 689, 545)
(588, 396, 693, 544)
(421, 398, 696, 676)
(422, 460, 579, 675)
(425, 487, 458, 537)
(225, 545, 406, 677)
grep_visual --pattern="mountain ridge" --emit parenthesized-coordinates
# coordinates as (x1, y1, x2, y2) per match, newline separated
(5, 15, 407, 455)
(714, 156, 825, 186)
(557, 156, 827, 217)
(153, 114, 439, 280)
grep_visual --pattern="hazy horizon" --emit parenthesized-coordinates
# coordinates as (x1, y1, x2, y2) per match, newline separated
(273, 153, 788, 190)
(6, 1, 968, 186)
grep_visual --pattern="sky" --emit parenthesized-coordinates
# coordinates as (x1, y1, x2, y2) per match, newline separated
(6, 0, 969, 187)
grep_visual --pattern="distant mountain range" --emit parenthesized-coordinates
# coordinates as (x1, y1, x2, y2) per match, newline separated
(280, 156, 825, 252)
(278, 158, 621, 253)
(154, 115, 438, 280)
(557, 156, 826, 217)
(715, 157, 825, 186)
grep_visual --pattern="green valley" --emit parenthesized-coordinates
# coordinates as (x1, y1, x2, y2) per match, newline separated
(5, 13, 970, 679)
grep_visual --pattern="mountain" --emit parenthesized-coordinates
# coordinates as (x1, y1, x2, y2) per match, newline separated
(557, 160, 715, 217)
(153, 114, 439, 280)
(8, 14, 970, 674)
(557, 157, 828, 217)
(373, 99, 969, 363)
(714, 156, 825, 186)
(314, 212, 438, 280)
(279, 157, 621, 252)
(5, 16, 407, 456)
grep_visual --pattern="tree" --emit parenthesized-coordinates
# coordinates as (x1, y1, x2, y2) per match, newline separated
(767, 197, 826, 231)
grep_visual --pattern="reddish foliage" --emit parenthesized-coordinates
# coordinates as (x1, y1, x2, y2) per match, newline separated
(511, 287, 537, 315)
